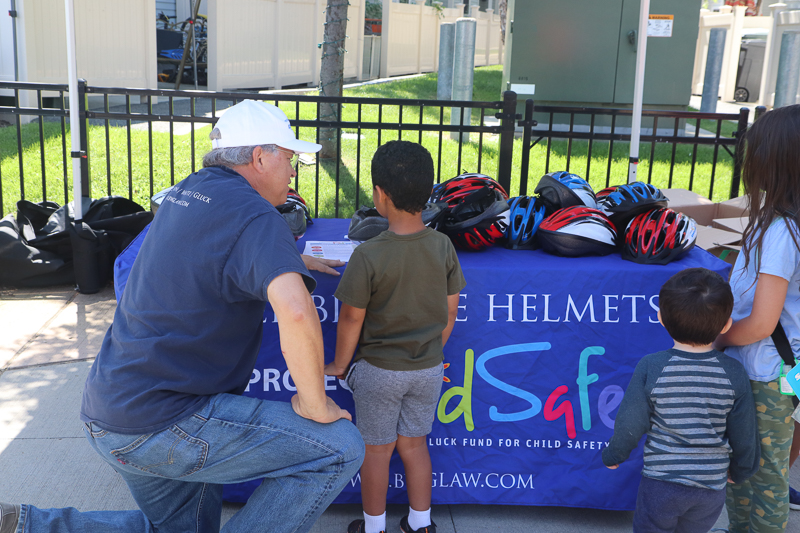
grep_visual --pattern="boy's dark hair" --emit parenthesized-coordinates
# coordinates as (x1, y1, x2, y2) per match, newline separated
(371, 140, 434, 214)
(659, 268, 733, 346)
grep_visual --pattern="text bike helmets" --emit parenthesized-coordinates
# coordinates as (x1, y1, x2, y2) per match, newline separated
(536, 206, 618, 257)
(596, 182, 668, 233)
(505, 196, 547, 250)
(277, 188, 312, 240)
(534, 171, 597, 214)
(430, 173, 510, 251)
(623, 208, 697, 265)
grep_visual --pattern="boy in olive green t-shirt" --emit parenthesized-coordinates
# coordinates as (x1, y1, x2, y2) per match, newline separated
(324, 141, 466, 533)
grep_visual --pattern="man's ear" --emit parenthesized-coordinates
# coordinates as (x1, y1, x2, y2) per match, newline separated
(251, 146, 267, 172)
(657, 310, 663, 327)
(720, 317, 733, 335)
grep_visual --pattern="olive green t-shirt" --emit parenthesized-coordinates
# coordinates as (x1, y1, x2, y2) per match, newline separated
(335, 228, 467, 371)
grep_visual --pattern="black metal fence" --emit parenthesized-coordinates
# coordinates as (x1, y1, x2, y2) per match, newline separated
(0, 80, 756, 218)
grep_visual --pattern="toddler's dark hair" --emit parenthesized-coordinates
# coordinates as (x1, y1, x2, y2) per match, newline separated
(371, 140, 434, 214)
(659, 268, 733, 346)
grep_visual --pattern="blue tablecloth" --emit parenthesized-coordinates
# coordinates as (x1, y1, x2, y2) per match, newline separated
(218, 219, 731, 510)
(115, 220, 732, 510)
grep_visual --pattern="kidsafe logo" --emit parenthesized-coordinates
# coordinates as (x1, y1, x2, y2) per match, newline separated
(437, 343, 624, 438)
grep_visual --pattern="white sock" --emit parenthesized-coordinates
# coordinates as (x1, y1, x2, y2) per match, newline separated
(407, 507, 431, 530)
(363, 511, 386, 533)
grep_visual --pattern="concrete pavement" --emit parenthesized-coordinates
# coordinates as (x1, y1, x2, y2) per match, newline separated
(1, 283, 798, 532)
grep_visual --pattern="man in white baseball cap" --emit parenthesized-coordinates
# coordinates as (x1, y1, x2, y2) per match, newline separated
(0, 100, 365, 533)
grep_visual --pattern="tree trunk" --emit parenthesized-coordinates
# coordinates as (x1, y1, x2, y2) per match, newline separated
(319, 0, 349, 159)
(498, 0, 507, 45)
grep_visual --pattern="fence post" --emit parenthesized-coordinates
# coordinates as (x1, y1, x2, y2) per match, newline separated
(729, 106, 750, 199)
(78, 79, 90, 199)
(496, 91, 517, 193)
(754, 105, 767, 122)
(518, 99, 535, 196)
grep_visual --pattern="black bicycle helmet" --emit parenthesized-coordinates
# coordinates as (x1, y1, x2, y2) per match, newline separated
(534, 171, 597, 214)
(536, 206, 618, 257)
(276, 188, 313, 240)
(505, 196, 547, 250)
(596, 182, 668, 234)
(347, 206, 389, 241)
(622, 208, 697, 265)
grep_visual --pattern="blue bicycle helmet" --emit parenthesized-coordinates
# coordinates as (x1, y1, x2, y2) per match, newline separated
(534, 171, 597, 214)
(505, 196, 547, 250)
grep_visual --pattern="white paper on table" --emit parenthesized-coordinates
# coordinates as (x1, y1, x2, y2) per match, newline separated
(302, 241, 358, 262)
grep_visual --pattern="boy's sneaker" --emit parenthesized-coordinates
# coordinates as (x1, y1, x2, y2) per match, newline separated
(346, 519, 385, 533)
(400, 515, 437, 533)
(0, 503, 20, 533)
(790, 486, 800, 510)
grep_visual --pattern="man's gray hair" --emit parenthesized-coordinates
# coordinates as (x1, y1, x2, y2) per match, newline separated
(202, 140, 278, 169)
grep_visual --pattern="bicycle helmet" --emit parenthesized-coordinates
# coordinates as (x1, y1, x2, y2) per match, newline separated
(276, 188, 313, 240)
(536, 206, 618, 257)
(430, 173, 510, 251)
(429, 173, 509, 212)
(347, 206, 389, 241)
(596, 182, 668, 233)
(534, 171, 597, 213)
(622, 208, 697, 265)
(505, 196, 547, 250)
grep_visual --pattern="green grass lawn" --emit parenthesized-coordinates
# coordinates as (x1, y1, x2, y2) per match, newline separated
(0, 65, 742, 218)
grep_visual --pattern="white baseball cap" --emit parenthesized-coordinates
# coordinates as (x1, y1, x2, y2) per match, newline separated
(211, 100, 322, 153)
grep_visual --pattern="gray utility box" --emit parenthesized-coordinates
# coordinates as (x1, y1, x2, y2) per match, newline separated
(502, 0, 701, 128)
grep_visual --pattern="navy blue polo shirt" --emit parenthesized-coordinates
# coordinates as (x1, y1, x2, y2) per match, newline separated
(81, 165, 314, 434)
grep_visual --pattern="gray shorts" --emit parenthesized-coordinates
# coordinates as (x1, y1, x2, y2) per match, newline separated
(346, 359, 444, 445)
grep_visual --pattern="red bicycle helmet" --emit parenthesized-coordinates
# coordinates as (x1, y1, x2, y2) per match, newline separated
(622, 208, 697, 265)
(596, 182, 668, 235)
(537, 206, 618, 257)
(429, 173, 509, 210)
(276, 188, 312, 240)
(431, 173, 510, 251)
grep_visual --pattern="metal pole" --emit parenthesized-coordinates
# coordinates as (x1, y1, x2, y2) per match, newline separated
(64, 0, 83, 220)
(774, 30, 800, 108)
(628, 0, 650, 183)
(450, 17, 477, 142)
(192, 0, 198, 90)
(700, 27, 727, 113)
(437, 22, 455, 100)
(10, 0, 19, 81)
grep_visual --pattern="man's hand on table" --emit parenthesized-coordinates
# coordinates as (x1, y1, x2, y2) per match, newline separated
(302, 255, 345, 276)
(291, 394, 352, 423)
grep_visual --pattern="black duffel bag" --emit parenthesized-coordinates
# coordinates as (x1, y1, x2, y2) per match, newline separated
(0, 196, 153, 288)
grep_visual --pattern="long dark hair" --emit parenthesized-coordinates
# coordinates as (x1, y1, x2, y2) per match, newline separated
(739, 104, 800, 274)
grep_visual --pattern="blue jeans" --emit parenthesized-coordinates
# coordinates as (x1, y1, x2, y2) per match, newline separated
(17, 393, 364, 533)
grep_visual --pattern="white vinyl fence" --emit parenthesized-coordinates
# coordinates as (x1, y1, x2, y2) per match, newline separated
(8, 0, 503, 96)
(692, 4, 800, 107)
(9, 0, 158, 89)
(380, 1, 502, 79)
(207, 0, 365, 91)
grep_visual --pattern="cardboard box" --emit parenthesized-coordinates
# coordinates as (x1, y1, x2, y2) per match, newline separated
(694, 226, 741, 265)
(662, 189, 750, 227)
(662, 189, 750, 266)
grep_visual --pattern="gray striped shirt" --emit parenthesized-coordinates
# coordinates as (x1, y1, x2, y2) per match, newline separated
(602, 349, 759, 491)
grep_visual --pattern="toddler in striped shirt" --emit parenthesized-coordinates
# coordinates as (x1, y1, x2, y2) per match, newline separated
(602, 267, 760, 533)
